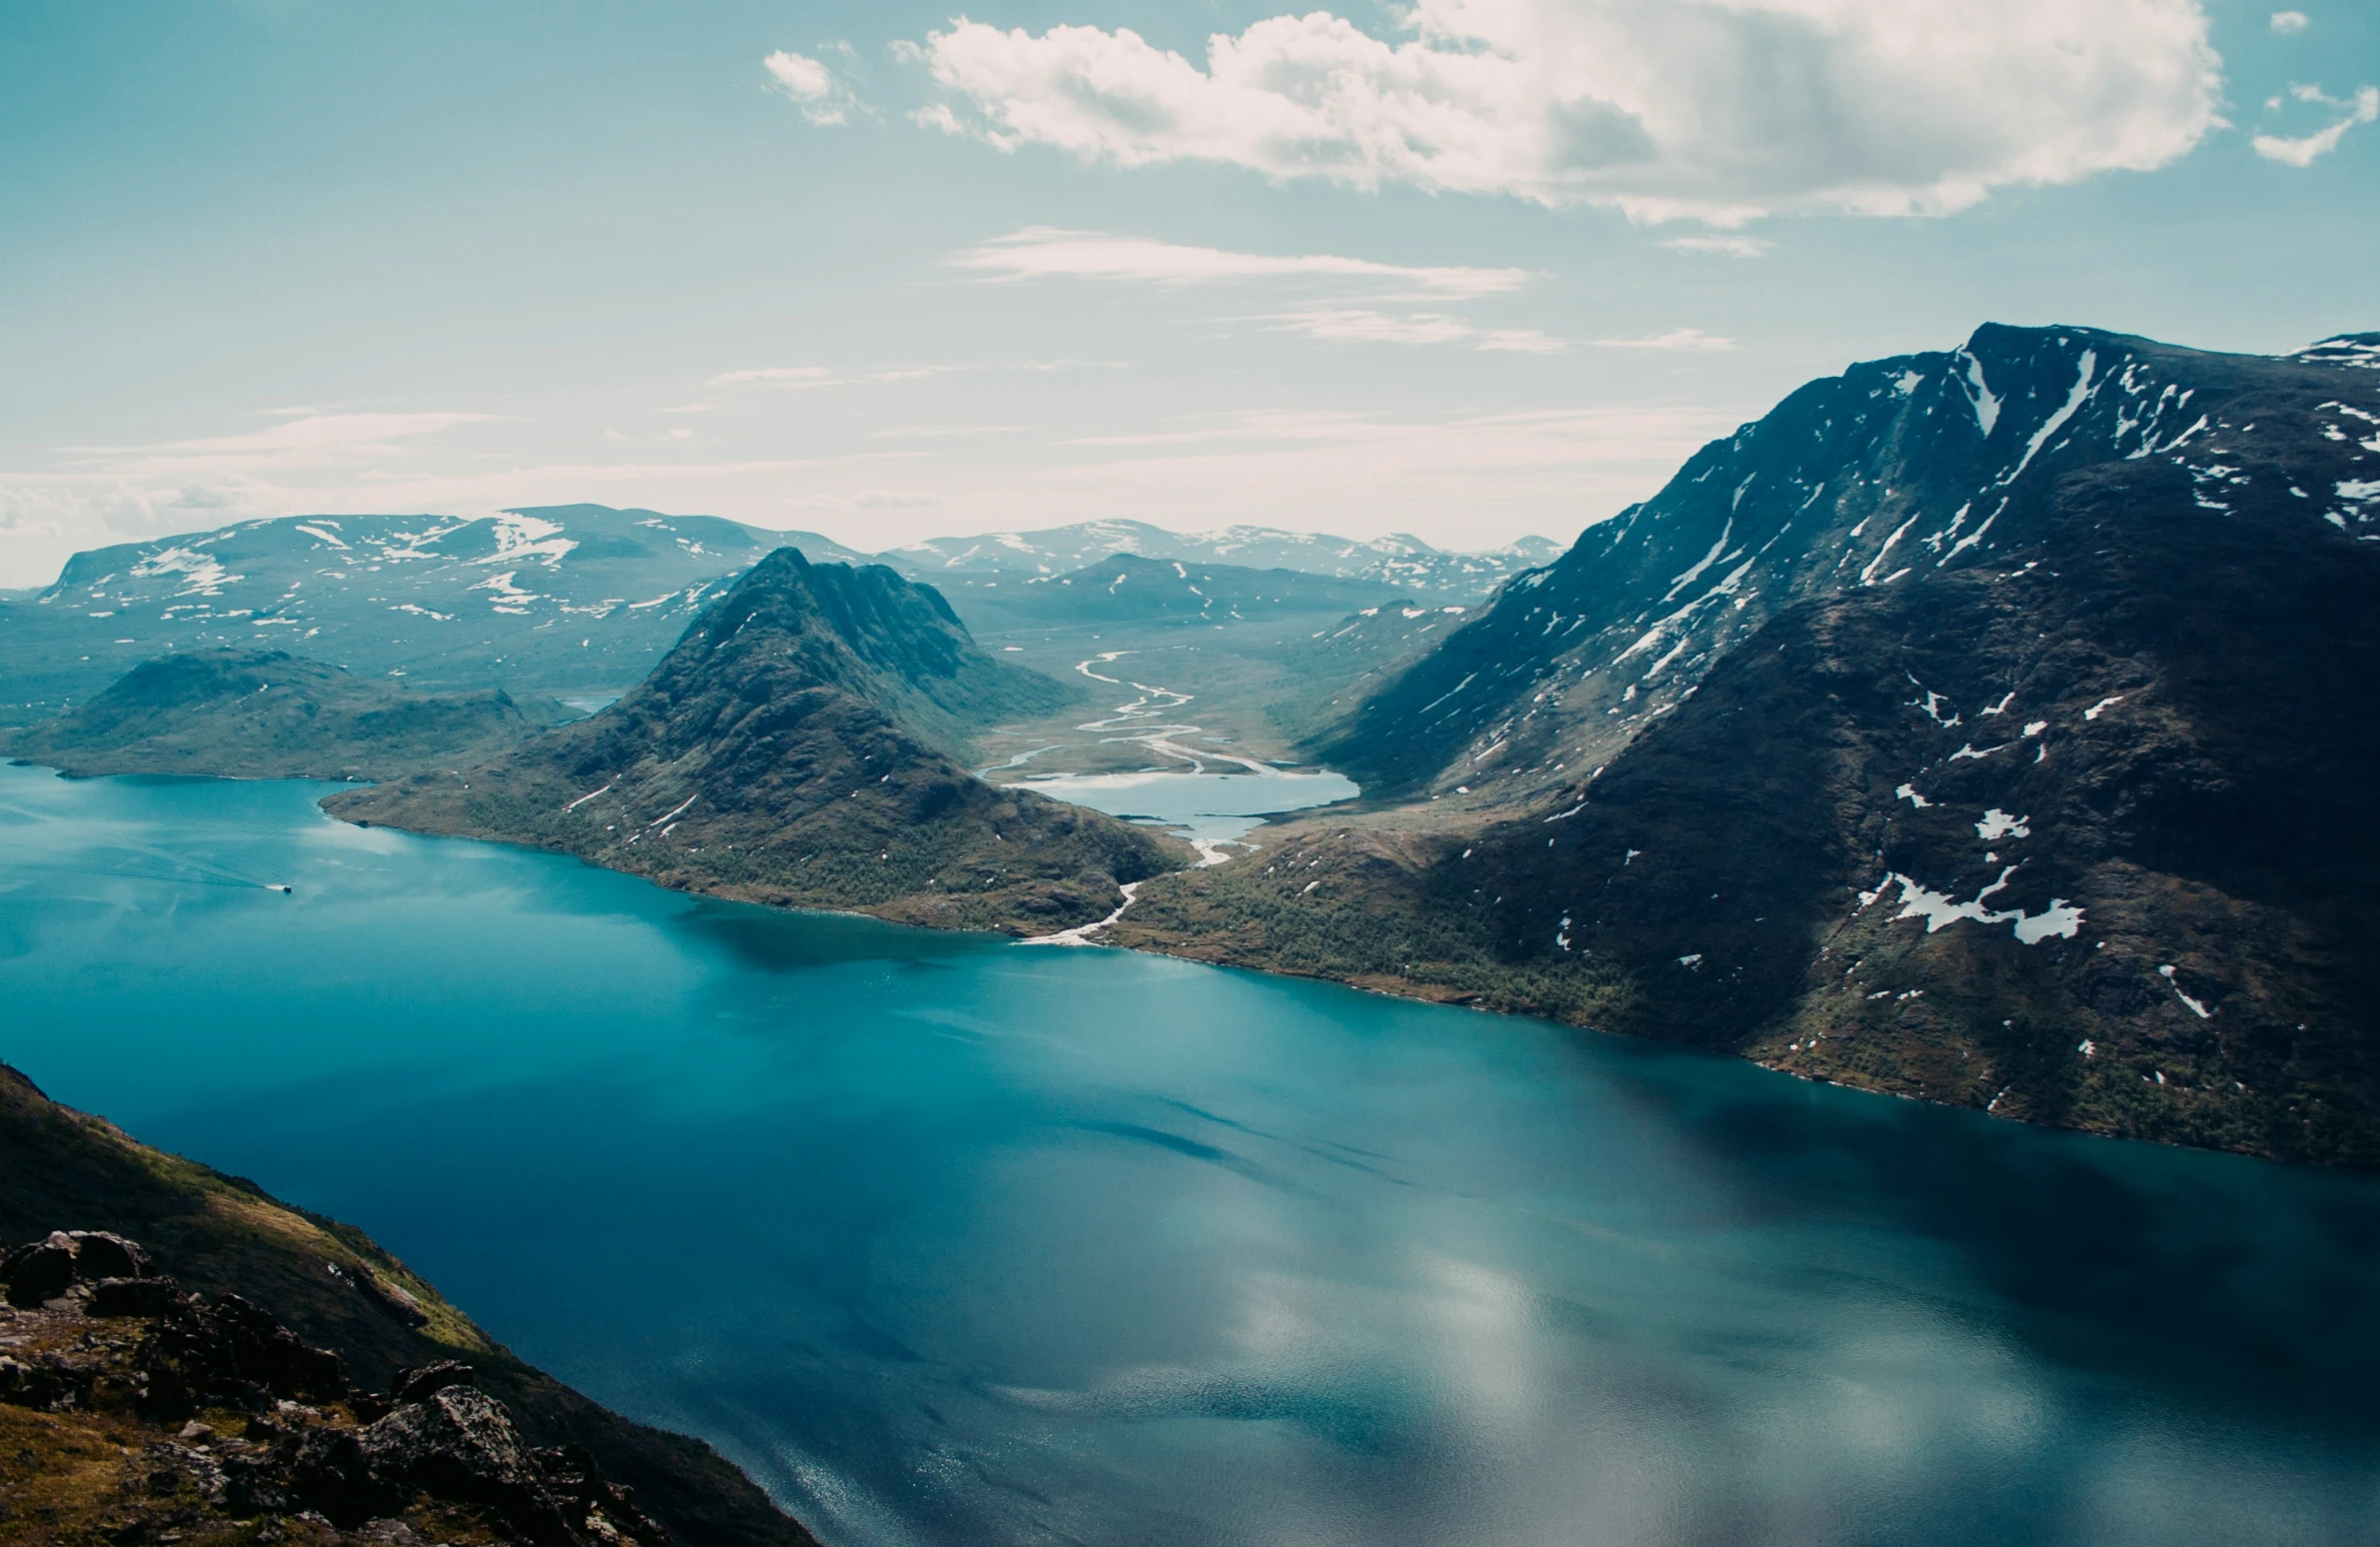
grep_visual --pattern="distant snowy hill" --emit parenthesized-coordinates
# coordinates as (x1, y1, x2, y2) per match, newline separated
(2, 506, 1558, 722)
(882, 520, 1562, 597)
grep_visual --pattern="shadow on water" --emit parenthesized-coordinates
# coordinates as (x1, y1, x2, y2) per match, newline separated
(1584, 1036, 2380, 1430)
(665, 896, 1009, 975)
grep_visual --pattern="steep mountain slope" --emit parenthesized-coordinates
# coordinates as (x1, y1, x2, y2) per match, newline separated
(328, 550, 1180, 934)
(884, 519, 1560, 597)
(5, 649, 555, 779)
(0, 1061, 819, 1546)
(1, 506, 875, 722)
(1119, 326, 2380, 1165)
(1327, 325, 2380, 804)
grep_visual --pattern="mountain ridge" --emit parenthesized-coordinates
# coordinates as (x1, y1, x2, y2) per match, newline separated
(1113, 322, 2380, 1166)
(326, 548, 1185, 934)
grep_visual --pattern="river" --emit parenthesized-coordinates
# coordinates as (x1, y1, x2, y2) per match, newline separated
(2, 764, 2377, 1547)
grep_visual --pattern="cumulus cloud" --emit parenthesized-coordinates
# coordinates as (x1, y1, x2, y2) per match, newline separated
(765, 48, 860, 126)
(950, 227, 1527, 297)
(2270, 11, 2310, 34)
(1594, 327, 1735, 351)
(2253, 83, 2379, 165)
(904, 0, 2223, 223)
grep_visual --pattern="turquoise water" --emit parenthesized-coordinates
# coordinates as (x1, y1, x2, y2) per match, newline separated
(1014, 768, 1360, 843)
(3, 763, 2378, 1547)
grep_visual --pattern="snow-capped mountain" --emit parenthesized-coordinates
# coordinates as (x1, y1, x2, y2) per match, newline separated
(3, 505, 852, 716)
(1327, 323, 2380, 801)
(882, 521, 1561, 597)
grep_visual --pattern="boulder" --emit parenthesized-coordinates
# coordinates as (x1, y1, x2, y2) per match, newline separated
(67, 1230, 153, 1279)
(88, 1276, 188, 1317)
(390, 1360, 475, 1404)
(1, 1233, 78, 1306)
(358, 1386, 579, 1545)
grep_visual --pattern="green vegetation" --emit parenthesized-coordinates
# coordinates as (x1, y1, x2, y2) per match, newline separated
(4, 650, 554, 780)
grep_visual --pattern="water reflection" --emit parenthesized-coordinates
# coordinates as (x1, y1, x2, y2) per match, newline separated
(3, 763, 2377, 1547)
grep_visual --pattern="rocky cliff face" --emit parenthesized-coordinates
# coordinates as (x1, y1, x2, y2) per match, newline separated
(0, 1063, 819, 1546)
(327, 549, 1181, 934)
(1123, 326, 2380, 1165)
(1326, 325, 2380, 805)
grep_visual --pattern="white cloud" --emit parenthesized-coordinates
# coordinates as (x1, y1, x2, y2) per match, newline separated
(949, 227, 1527, 297)
(2270, 11, 2310, 34)
(2253, 84, 2378, 165)
(1662, 236, 1771, 259)
(711, 365, 838, 387)
(1259, 306, 1567, 353)
(764, 48, 860, 126)
(1593, 327, 1735, 351)
(855, 489, 943, 509)
(62, 412, 498, 476)
(906, 0, 2222, 223)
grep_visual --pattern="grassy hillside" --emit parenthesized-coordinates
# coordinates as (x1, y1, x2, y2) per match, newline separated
(0, 1061, 818, 1546)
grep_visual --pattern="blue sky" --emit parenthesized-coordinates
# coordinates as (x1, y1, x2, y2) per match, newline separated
(0, 0, 2372, 586)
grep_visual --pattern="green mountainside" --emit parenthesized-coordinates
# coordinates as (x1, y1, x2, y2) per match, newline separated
(4, 649, 555, 780)
(326, 549, 1183, 935)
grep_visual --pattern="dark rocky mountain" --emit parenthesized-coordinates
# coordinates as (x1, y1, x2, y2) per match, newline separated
(5, 649, 558, 780)
(952, 552, 1406, 631)
(328, 549, 1181, 934)
(0, 1060, 819, 1546)
(1120, 324, 2380, 1166)
(1326, 324, 2380, 806)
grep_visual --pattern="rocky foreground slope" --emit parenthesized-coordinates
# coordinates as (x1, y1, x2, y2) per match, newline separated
(1122, 326, 2380, 1166)
(328, 549, 1183, 934)
(0, 1063, 817, 1546)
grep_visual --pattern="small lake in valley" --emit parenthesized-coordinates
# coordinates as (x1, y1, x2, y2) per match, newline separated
(3, 763, 2378, 1547)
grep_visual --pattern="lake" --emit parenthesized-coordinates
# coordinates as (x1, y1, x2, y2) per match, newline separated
(3, 764, 2377, 1547)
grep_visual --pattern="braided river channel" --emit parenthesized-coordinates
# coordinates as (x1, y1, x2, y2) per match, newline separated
(4, 764, 2378, 1546)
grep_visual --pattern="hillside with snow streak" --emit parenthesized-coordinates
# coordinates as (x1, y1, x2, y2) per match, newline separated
(1120, 324, 2380, 1166)
(1326, 324, 2380, 804)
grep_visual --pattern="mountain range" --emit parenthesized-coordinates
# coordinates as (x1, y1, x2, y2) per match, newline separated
(10, 325, 2377, 1165)
(1, 510, 1549, 727)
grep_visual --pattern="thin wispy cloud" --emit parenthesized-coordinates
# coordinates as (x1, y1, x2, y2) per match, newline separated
(950, 228, 1528, 299)
(2253, 83, 2379, 166)
(1261, 308, 1566, 354)
(1662, 237, 1772, 259)
(1593, 328, 1737, 352)
(711, 366, 838, 387)
(869, 425, 1025, 439)
(2270, 11, 2310, 34)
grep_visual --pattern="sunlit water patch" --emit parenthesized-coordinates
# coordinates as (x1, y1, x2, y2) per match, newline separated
(1014, 768, 1359, 843)
(3, 764, 2378, 1547)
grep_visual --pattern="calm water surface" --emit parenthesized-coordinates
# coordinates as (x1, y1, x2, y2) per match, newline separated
(1013, 768, 1360, 843)
(3, 764, 2377, 1547)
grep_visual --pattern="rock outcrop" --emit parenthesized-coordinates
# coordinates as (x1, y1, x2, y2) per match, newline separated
(0, 1231, 672, 1545)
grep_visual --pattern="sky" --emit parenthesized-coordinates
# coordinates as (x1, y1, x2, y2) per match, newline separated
(0, 0, 2373, 587)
